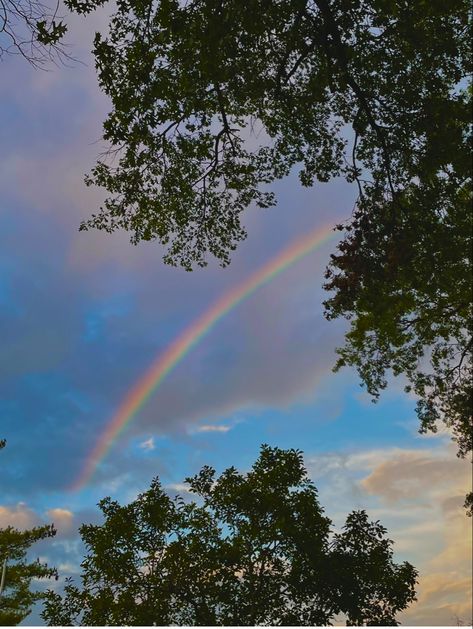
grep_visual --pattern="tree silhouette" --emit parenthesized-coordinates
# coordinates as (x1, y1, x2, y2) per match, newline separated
(42, 445, 417, 626)
(62, 0, 471, 492)
(0, 0, 72, 66)
(0, 440, 57, 625)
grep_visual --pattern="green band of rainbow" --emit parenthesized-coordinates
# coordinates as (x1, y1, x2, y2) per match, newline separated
(72, 223, 336, 490)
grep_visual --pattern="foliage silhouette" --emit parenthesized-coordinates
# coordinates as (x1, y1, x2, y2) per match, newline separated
(42, 445, 417, 626)
(0, 0, 72, 66)
(4, 0, 471, 507)
(0, 440, 57, 625)
(63, 0, 472, 498)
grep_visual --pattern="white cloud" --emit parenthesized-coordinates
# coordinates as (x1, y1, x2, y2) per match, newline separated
(0, 504, 76, 539)
(139, 437, 156, 451)
(194, 424, 232, 433)
(165, 483, 192, 494)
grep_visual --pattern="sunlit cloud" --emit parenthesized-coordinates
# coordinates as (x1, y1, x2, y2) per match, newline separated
(305, 441, 472, 626)
(0, 503, 39, 530)
(361, 448, 468, 503)
(46, 508, 74, 533)
(359, 448, 471, 625)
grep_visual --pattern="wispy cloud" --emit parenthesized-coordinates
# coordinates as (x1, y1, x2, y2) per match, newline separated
(165, 483, 192, 494)
(139, 437, 156, 451)
(194, 424, 232, 433)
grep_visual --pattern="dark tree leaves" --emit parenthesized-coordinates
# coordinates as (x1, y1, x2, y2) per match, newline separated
(42, 445, 417, 626)
(0, 526, 58, 625)
(67, 0, 472, 491)
(0, 440, 57, 626)
(0, 0, 109, 66)
(73, 0, 469, 268)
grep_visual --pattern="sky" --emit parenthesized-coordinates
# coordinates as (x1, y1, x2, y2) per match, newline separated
(0, 9, 471, 626)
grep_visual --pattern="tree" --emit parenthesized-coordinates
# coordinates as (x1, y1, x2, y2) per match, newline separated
(0, 525, 58, 625)
(42, 445, 417, 626)
(0, 0, 108, 67)
(68, 0, 470, 270)
(323, 169, 472, 512)
(0, 0, 69, 66)
(65, 0, 471, 505)
(0, 440, 58, 625)
(5, 0, 470, 506)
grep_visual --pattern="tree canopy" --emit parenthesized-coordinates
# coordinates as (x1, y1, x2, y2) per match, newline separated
(42, 445, 418, 626)
(0, 440, 57, 625)
(64, 0, 471, 507)
(4, 0, 471, 506)
(70, 0, 470, 269)
(0, 0, 72, 66)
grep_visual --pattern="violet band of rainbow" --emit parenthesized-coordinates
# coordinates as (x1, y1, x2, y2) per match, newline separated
(71, 222, 337, 490)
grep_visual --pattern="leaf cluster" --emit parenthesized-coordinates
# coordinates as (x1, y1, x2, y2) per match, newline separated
(0, 0, 107, 66)
(0, 525, 58, 625)
(0, 0, 65, 66)
(64, 0, 472, 492)
(71, 0, 470, 268)
(0, 440, 58, 626)
(324, 122, 472, 510)
(42, 445, 417, 626)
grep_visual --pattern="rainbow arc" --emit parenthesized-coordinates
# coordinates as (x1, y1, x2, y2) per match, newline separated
(72, 223, 336, 490)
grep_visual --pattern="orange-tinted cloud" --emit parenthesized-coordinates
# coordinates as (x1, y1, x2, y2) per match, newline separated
(361, 450, 469, 504)
(360, 447, 472, 626)
(0, 503, 39, 530)
(46, 508, 74, 534)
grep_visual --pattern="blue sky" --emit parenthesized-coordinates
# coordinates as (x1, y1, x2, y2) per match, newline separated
(0, 11, 471, 625)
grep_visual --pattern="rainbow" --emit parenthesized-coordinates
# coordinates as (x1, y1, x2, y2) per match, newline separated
(72, 222, 336, 490)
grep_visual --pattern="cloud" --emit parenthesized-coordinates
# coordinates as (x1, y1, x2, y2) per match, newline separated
(0, 504, 76, 539)
(359, 448, 471, 626)
(0, 503, 40, 530)
(165, 483, 192, 494)
(0, 198, 345, 494)
(0, 34, 352, 497)
(0, 87, 348, 494)
(400, 501, 472, 625)
(139, 437, 156, 451)
(193, 424, 232, 433)
(360, 449, 469, 504)
(46, 508, 74, 534)
(305, 443, 472, 626)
